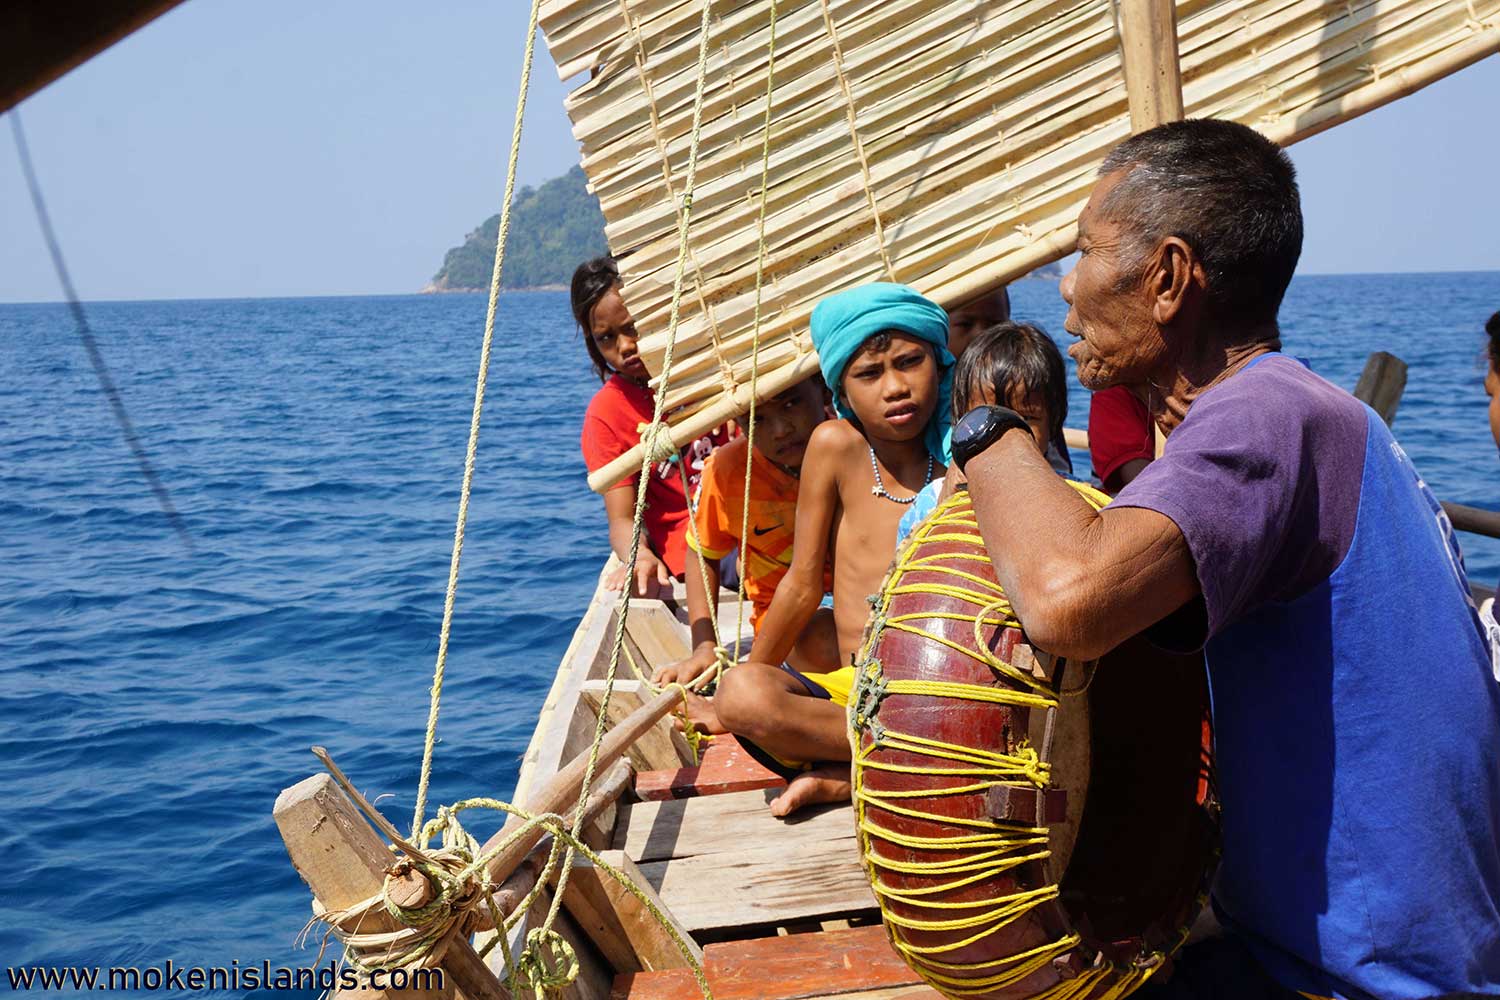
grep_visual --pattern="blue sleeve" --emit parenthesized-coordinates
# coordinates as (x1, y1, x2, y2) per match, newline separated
(897, 480, 945, 545)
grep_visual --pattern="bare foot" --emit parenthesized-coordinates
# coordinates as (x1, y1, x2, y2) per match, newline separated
(768, 764, 851, 817)
(676, 692, 729, 736)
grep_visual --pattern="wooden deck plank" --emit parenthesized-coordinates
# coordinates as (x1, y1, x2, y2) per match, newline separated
(634, 735, 786, 801)
(614, 788, 854, 863)
(608, 925, 925, 1000)
(637, 841, 875, 933)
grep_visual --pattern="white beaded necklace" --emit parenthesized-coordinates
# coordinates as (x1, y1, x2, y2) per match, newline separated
(868, 445, 934, 504)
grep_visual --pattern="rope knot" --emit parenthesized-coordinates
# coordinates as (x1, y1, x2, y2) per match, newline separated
(850, 661, 889, 732)
(513, 927, 580, 993)
(636, 421, 680, 465)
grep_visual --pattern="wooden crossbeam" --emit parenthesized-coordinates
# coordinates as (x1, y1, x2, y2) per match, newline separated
(556, 850, 703, 974)
(581, 680, 697, 773)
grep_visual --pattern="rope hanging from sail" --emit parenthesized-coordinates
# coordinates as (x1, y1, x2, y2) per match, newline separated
(379, 0, 725, 994)
(322, 1, 791, 995)
(730, 0, 784, 664)
(409, 0, 545, 839)
(540, 0, 723, 960)
(637, 0, 785, 701)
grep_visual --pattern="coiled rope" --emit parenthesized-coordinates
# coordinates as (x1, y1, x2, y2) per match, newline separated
(850, 487, 1169, 1000)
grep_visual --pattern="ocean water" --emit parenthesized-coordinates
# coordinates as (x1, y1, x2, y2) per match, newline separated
(2, 274, 1498, 993)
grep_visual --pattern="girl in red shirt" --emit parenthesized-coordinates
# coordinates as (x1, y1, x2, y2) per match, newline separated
(573, 257, 729, 597)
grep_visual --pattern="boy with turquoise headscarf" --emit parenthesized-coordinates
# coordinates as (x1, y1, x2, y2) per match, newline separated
(681, 282, 953, 817)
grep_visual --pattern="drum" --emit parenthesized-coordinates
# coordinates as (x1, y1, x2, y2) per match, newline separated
(848, 488, 1217, 999)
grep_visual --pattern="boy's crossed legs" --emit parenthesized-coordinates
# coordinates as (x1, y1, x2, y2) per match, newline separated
(682, 608, 853, 817)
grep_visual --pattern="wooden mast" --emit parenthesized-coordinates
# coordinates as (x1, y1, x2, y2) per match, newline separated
(1116, 0, 1185, 132)
(1115, 0, 1184, 458)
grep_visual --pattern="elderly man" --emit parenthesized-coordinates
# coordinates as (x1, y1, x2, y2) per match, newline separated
(951, 119, 1500, 998)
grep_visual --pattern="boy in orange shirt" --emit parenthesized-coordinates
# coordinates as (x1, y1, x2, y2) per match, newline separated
(653, 377, 836, 688)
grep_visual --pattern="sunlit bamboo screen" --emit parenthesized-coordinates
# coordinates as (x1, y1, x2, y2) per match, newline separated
(538, 0, 1500, 492)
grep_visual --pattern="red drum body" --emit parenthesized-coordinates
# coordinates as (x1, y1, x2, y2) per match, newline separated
(849, 490, 1217, 1000)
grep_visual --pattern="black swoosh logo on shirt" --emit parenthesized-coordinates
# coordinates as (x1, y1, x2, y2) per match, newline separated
(752, 523, 781, 536)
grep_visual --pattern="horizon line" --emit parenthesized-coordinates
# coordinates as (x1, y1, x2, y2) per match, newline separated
(2, 267, 1497, 308)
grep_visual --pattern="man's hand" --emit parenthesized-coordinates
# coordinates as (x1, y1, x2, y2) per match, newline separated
(654, 641, 720, 689)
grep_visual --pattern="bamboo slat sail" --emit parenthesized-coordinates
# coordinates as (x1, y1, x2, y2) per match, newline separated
(537, 0, 1500, 492)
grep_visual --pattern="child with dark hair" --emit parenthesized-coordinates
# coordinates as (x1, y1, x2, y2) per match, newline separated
(652, 376, 838, 690)
(951, 321, 1069, 452)
(897, 322, 1074, 541)
(574, 256, 731, 597)
(682, 282, 954, 816)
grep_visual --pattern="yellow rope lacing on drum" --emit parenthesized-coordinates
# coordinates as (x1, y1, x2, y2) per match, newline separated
(849, 486, 1167, 1000)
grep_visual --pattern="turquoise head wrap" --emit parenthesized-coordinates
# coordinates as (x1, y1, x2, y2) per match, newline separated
(809, 282, 954, 462)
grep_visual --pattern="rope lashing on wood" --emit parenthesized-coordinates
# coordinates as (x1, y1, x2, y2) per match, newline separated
(302, 763, 704, 996)
(850, 487, 1172, 999)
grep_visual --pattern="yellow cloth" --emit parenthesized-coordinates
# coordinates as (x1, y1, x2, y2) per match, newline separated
(800, 664, 856, 707)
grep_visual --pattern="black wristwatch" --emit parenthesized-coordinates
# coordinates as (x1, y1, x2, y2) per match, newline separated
(951, 405, 1032, 476)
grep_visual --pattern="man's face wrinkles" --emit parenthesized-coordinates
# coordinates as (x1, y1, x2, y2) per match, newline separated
(1060, 171, 1166, 391)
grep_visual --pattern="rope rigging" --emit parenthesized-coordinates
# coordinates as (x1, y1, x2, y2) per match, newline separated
(310, 1, 787, 996)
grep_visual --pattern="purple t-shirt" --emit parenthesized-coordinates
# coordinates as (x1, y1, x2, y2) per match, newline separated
(1113, 353, 1500, 999)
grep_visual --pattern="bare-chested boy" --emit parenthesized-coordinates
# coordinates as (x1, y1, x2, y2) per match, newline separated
(692, 283, 954, 816)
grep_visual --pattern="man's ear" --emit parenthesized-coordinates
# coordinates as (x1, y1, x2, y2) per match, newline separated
(1149, 236, 1199, 326)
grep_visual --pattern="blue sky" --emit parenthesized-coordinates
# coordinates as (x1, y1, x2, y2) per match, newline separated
(2, 0, 1496, 303)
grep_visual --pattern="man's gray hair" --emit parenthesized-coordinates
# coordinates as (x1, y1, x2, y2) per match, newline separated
(1098, 119, 1303, 324)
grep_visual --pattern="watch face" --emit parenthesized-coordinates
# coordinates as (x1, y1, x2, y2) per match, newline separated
(955, 405, 996, 445)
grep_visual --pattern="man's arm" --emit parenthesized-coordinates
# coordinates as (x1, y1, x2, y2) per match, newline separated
(603, 486, 672, 598)
(747, 424, 843, 666)
(654, 555, 721, 686)
(965, 430, 1198, 660)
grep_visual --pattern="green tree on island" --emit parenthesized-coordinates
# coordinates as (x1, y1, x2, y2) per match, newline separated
(428, 164, 1062, 290)
(428, 166, 608, 291)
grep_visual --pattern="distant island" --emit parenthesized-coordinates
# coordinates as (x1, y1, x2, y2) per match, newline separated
(426, 167, 1062, 291)
(425, 166, 608, 292)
